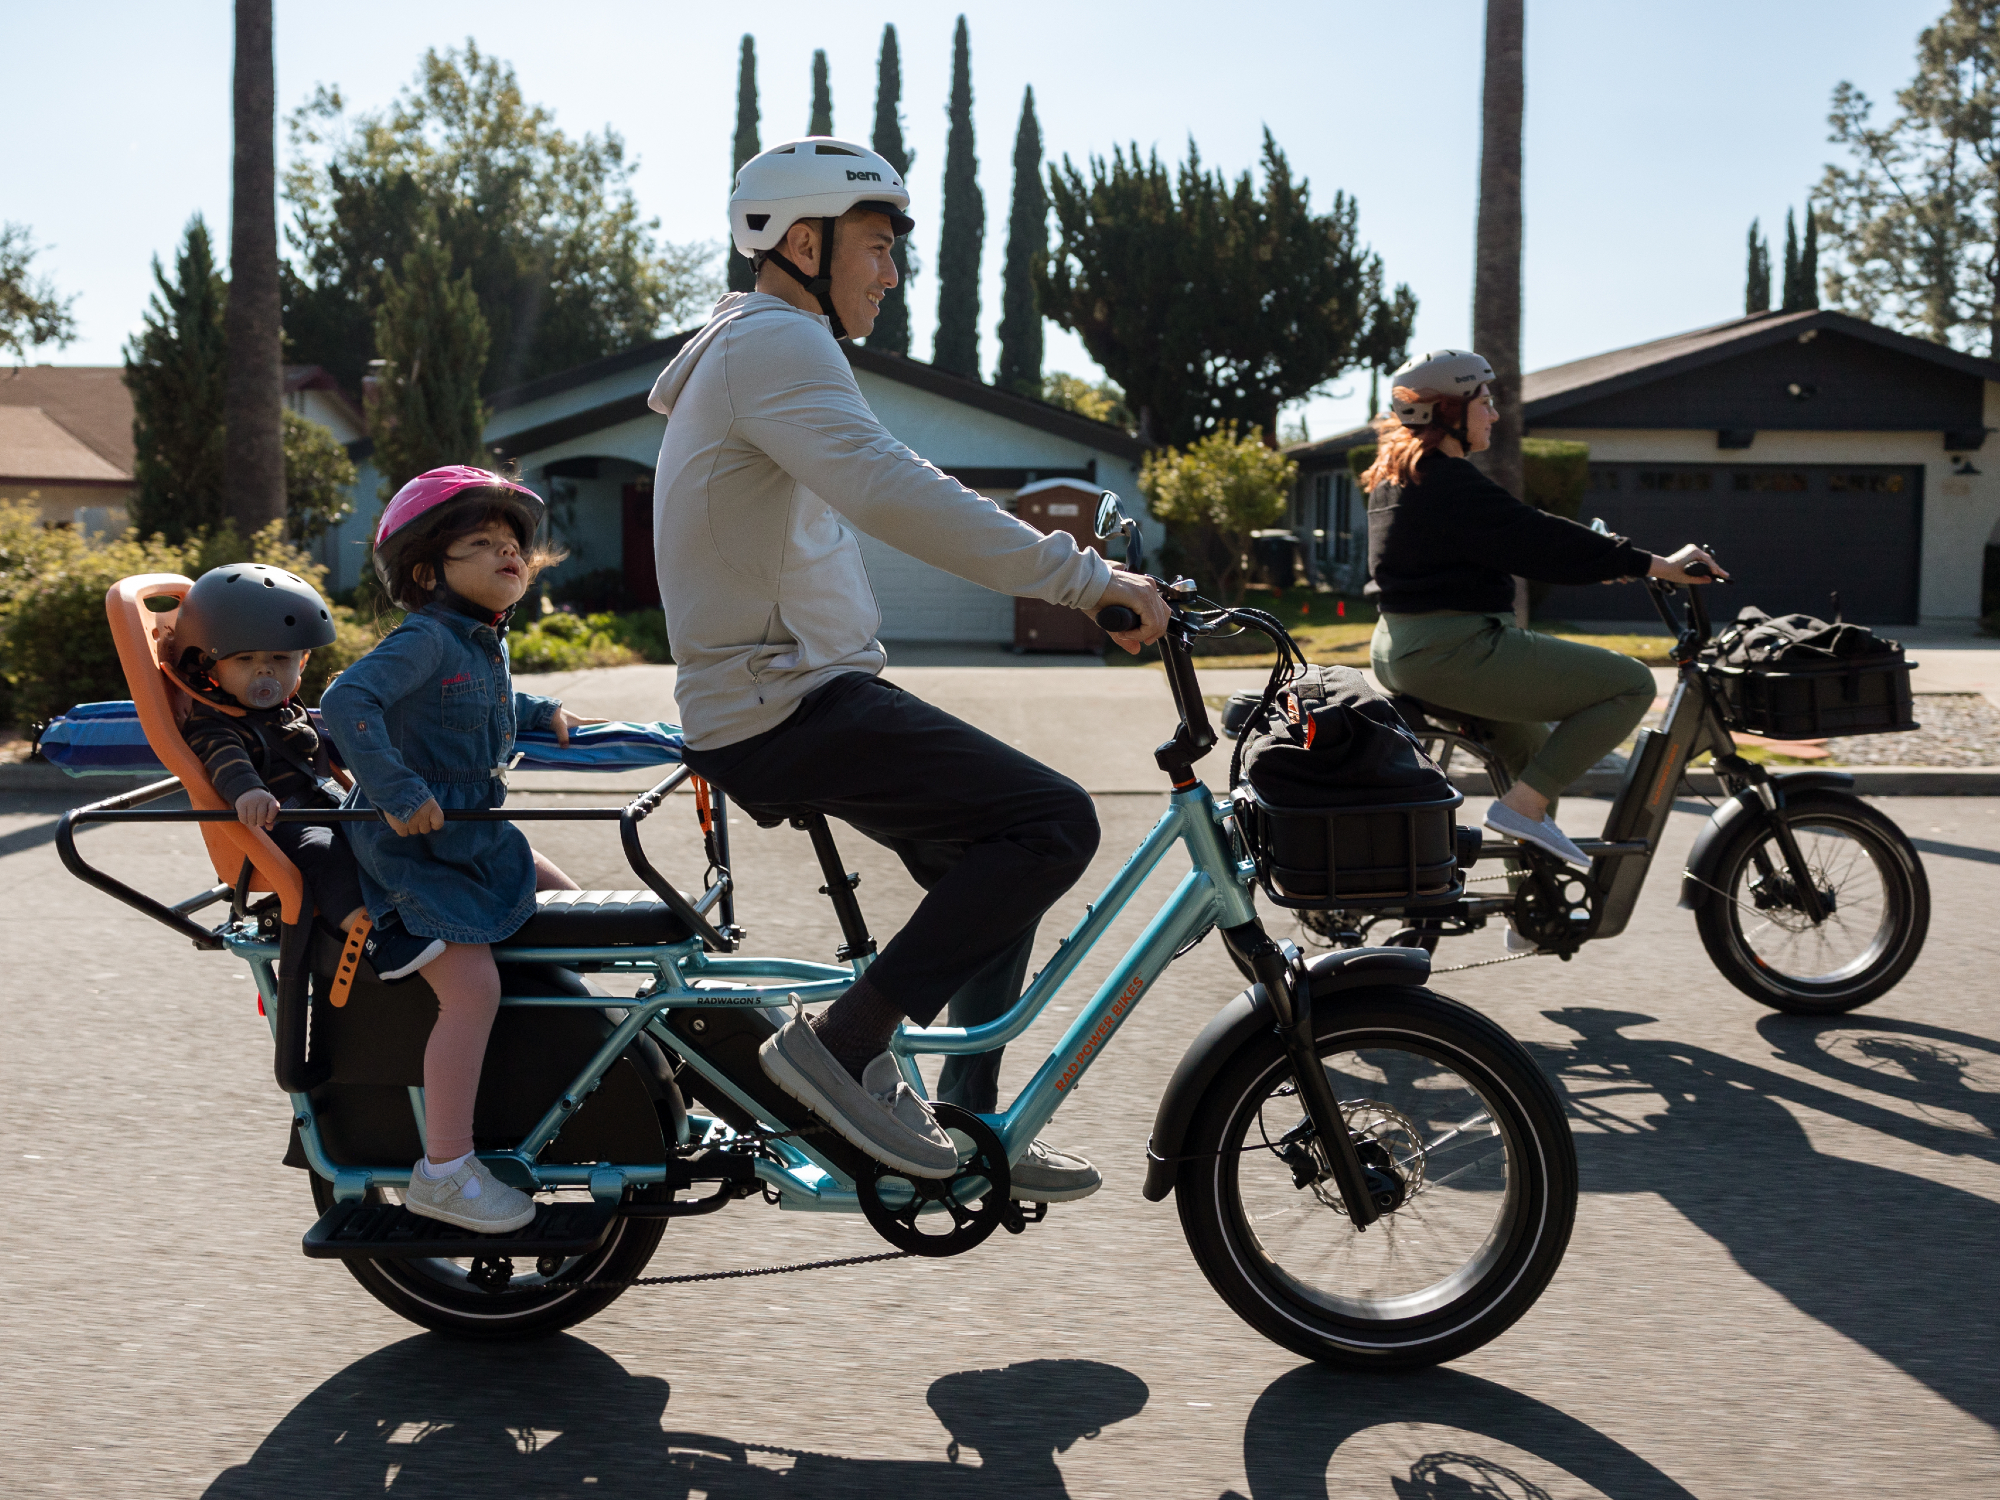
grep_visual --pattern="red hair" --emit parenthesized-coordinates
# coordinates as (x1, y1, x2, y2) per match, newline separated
(1358, 387, 1475, 491)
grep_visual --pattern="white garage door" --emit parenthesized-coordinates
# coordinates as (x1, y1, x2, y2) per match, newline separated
(853, 529, 1013, 642)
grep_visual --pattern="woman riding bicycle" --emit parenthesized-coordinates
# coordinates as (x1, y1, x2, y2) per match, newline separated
(1362, 348, 1724, 875)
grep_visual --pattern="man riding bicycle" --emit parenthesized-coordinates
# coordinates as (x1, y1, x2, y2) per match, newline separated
(648, 137, 1169, 1194)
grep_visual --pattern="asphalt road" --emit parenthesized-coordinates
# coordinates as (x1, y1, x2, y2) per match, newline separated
(4, 781, 1999, 1498)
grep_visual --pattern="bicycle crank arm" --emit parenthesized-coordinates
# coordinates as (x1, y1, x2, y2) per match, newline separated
(1233, 927, 1385, 1229)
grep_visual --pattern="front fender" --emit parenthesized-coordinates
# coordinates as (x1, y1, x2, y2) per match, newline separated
(1678, 769, 1857, 910)
(1140, 946, 1433, 1202)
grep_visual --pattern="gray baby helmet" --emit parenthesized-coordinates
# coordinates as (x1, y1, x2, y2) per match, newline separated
(175, 564, 337, 664)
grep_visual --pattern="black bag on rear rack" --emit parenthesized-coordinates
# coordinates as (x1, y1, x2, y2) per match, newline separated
(1698, 606, 1917, 739)
(1235, 665, 1464, 908)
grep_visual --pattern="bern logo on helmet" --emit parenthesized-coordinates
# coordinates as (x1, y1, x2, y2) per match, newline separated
(846, 169, 883, 182)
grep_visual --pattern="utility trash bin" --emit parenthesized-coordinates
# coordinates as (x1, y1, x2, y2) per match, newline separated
(1013, 479, 1110, 653)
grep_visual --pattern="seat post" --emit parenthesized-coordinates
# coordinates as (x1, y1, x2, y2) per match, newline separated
(793, 814, 875, 964)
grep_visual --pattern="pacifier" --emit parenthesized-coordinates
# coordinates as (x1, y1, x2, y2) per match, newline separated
(242, 677, 287, 709)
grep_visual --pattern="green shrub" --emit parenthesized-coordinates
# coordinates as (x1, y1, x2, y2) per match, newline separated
(508, 610, 642, 673)
(604, 609, 670, 663)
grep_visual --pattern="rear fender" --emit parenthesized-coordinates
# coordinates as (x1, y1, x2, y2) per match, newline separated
(1678, 769, 1857, 910)
(1140, 946, 1433, 1202)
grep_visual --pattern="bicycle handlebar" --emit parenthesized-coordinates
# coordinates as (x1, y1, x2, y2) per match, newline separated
(1096, 605, 1142, 633)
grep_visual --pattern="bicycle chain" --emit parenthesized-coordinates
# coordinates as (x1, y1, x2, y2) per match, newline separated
(538, 1247, 913, 1293)
(1432, 947, 1553, 975)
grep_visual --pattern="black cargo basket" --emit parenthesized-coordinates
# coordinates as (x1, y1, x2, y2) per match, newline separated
(1698, 651, 1917, 739)
(1244, 786, 1465, 910)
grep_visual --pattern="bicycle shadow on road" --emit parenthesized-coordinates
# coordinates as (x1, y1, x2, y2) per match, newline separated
(1537, 1006, 2000, 1432)
(202, 1335, 1147, 1498)
(1239, 1362, 1698, 1499)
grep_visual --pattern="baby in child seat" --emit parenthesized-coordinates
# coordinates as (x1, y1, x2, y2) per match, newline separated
(170, 563, 435, 978)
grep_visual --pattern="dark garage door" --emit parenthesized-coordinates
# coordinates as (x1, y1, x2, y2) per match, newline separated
(1538, 462, 1922, 626)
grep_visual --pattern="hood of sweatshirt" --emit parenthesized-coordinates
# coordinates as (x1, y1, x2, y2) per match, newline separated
(648, 292, 831, 419)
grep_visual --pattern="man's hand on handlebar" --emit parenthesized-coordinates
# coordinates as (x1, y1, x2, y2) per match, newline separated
(1647, 545, 1729, 585)
(1094, 564, 1171, 653)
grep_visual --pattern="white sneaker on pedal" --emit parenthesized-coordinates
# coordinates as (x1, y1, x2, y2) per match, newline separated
(1009, 1140, 1103, 1203)
(404, 1155, 536, 1234)
(1483, 801, 1593, 872)
(761, 1020, 961, 1178)
(1503, 921, 1539, 954)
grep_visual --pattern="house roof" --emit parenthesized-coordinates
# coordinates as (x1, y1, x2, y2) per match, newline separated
(284, 365, 367, 433)
(0, 365, 134, 474)
(1285, 424, 1375, 466)
(0, 406, 131, 483)
(486, 330, 1146, 461)
(1521, 307, 2000, 421)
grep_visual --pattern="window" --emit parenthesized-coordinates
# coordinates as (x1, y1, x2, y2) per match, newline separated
(1312, 473, 1332, 563)
(1637, 471, 1712, 492)
(1333, 473, 1354, 563)
(1827, 472, 1906, 494)
(1732, 471, 1808, 492)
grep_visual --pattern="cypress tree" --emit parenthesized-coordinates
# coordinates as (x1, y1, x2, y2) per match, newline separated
(1744, 219, 1771, 314)
(126, 215, 229, 543)
(868, 24, 915, 354)
(1800, 203, 1820, 310)
(369, 210, 492, 494)
(729, 35, 760, 294)
(1780, 208, 1803, 312)
(809, 49, 832, 136)
(932, 15, 984, 377)
(995, 86, 1045, 394)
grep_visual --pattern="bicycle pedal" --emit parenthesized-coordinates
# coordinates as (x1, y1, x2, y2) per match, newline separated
(1001, 1199, 1049, 1235)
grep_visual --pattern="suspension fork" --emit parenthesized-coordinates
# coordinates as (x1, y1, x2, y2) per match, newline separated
(1719, 757, 1830, 925)
(1225, 923, 1385, 1230)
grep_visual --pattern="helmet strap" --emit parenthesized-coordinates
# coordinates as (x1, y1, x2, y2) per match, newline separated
(765, 216, 849, 340)
(433, 582, 516, 637)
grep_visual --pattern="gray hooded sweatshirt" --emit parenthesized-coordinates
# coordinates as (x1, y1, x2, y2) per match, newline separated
(649, 292, 1113, 749)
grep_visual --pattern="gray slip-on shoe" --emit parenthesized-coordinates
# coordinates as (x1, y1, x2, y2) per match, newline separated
(1483, 801, 1593, 872)
(1009, 1140, 1103, 1203)
(760, 1020, 960, 1178)
(403, 1155, 536, 1234)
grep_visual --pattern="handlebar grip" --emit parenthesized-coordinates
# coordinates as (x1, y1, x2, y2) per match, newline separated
(1685, 561, 1720, 580)
(1096, 605, 1142, 632)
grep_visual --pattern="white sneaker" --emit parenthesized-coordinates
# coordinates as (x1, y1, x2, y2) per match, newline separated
(1009, 1140, 1103, 1202)
(404, 1155, 536, 1234)
(1484, 801, 1593, 872)
(1504, 922, 1539, 954)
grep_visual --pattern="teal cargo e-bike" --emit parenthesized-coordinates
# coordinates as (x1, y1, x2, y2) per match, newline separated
(59, 512, 1576, 1368)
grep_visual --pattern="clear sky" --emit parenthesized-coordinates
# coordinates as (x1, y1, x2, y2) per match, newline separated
(3, 0, 1951, 441)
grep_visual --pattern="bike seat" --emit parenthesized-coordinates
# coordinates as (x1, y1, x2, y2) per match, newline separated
(1389, 694, 1492, 739)
(499, 889, 693, 948)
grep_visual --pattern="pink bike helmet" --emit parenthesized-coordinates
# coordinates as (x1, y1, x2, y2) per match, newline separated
(372, 465, 547, 595)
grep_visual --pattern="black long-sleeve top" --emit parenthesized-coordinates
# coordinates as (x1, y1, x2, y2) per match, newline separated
(1364, 452, 1652, 614)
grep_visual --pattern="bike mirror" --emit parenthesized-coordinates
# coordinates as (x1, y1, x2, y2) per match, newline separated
(1094, 491, 1127, 541)
(1588, 517, 1612, 536)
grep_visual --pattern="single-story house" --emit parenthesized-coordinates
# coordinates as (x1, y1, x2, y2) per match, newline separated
(1285, 308, 2000, 626)
(318, 337, 1147, 643)
(0, 365, 137, 532)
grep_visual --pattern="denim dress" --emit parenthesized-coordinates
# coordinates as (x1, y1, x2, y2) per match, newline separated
(321, 604, 560, 945)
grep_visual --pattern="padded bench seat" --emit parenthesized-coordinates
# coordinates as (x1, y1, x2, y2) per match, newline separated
(500, 889, 693, 948)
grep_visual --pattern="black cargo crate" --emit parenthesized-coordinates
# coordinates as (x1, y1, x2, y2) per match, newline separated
(1699, 651, 1917, 739)
(1246, 787, 1465, 909)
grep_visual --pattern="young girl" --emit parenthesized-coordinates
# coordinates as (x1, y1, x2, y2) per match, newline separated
(323, 466, 598, 1233)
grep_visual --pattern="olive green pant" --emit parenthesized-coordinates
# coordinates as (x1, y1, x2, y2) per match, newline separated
(1370, 612, 1656, 801)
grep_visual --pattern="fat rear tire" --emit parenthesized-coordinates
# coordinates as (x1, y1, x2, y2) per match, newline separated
(1693, 792, 1928, 1014)
(309, 1174, 665, 1341)
(1176, 986, 1576, 1370)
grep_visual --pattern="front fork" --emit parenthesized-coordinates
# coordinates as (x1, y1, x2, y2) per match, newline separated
(1719, 757, 1830, 924)
(1227, 924, 1391, 1230)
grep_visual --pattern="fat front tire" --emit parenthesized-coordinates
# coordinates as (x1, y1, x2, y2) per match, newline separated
(1693, 791, 1928, 1014)
(309, 1174, 666, 1340)
(1176, 986, 1576, 1370)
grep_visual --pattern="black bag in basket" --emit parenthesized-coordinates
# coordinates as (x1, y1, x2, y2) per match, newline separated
(1701, 606, 1916, 739)
(1236, 666, 1462, 905)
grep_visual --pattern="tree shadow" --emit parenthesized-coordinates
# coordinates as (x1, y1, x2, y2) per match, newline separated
(203, 1336, 1147, 1499)
(1240, 1363, 1697, 1499)
(1534, 1006, 2000, 1431)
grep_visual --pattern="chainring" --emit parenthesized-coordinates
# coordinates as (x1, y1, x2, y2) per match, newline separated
(1511, 857, 1595, 955)
(855, 1103, 1012, 1258)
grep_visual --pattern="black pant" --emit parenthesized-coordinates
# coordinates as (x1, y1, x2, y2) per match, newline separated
(682, 673, 1100, 1112)
(269, 802, 366, 928)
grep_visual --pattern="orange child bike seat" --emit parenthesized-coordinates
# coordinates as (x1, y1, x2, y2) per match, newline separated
(104, 574, 308, 926)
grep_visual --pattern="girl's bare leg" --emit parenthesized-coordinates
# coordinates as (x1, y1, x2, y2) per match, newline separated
(420, 942, 502, 1164)
(533, 850, 580, 891)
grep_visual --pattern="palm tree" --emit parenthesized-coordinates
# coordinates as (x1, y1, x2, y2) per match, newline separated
(1472, 0, 1525, 619)
(222, 0, 286, 535)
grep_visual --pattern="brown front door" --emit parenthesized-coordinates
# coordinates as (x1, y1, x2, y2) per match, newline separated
(622, 481, 657, 610)
(1013, 485, 1108, 651)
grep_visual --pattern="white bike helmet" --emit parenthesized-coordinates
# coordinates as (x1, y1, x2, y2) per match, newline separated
(1386, 349, 1497, 429)
(729, 137, 914, 339)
